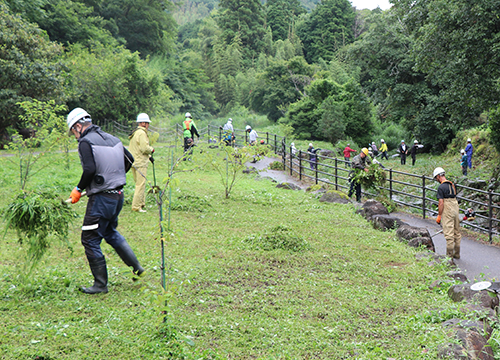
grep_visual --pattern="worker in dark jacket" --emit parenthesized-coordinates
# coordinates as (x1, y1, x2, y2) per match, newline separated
(67, 107, 145, 294)
(398, 140, 408, 165)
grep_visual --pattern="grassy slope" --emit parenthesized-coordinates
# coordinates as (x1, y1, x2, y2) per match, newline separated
(0, 143, 482, 359)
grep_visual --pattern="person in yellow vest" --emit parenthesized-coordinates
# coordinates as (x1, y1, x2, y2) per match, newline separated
(128, 113, 154, 212)
(379, 139, 388, 160)
(434, 167, 461, 259)
(182, 112, 199, 152)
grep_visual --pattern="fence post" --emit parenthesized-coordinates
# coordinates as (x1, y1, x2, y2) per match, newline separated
(335, 158, 338, 191)
(267, 132, 269, 147)
(299, 150, 302, 181)
(274, 134, 277, 154)
(389, 169, 393, 200)
(489, 190, 493, 243)
(290, 147, 293, 175)
(208, 125, 210, 143)
(422, 175, 426, 219)
(315, 156, 318, 184)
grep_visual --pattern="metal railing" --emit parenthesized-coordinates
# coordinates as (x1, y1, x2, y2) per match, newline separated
(282, 145, 500, 243)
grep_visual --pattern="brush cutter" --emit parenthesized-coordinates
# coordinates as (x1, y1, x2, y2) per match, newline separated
(148, 155, 161, 194)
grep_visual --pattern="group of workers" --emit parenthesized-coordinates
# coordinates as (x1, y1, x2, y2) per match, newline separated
(64, 105, 473, 294)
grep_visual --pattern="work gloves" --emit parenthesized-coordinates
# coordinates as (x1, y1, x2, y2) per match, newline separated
(436, 215, 441, 224)
(149, 156, 154, 164)
(70, 187, 82, 204)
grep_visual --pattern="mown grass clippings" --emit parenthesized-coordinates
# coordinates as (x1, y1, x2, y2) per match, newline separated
(244, 225, 310, 252)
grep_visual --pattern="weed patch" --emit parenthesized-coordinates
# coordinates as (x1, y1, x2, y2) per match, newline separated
(244, 225, 310, 252)
(171, 194, 212, 212)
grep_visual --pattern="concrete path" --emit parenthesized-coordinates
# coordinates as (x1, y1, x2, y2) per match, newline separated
(249, 157, 500, 282)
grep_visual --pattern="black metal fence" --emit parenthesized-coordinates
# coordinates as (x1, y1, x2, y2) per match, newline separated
(282, 146, 500, 243)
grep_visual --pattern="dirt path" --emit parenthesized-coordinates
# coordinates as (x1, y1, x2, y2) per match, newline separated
(249, 157, 500, 282)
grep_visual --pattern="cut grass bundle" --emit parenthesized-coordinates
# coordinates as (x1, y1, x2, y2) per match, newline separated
(2, 190, 75, 274)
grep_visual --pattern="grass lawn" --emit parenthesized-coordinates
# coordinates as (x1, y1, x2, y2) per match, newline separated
(0, 141, 494, 359)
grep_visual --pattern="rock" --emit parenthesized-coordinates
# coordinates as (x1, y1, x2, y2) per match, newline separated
(448, 284, 500, 309)
(371, 214, 406, 231)
(407, 236, 435, 251)
(447, 271, 468, 283)
(439, 319, 495, 360)
(276, 182, 302, 190)
(357, 199, 389, 220)
(319, 191, 350, 204)
(467, 179, 488, 190)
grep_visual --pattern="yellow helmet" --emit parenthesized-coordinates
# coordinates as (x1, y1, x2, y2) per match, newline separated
(361, 148, 369, 156)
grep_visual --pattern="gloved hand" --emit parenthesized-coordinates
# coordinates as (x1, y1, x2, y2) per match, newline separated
(436, 215, 441, 224)
(149, 156, 154, 164)
(70, 187, 82, 204)
(151, 148, 154, 154)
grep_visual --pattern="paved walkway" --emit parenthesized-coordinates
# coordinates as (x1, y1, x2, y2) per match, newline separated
(248, 157, 500, 282)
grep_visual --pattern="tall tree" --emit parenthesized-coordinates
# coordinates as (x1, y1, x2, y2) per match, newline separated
(217, 0, 266, 62)
(266, 0, 305, 42)
(99, 0, 177, 57)
(297, 0, 355, 63)
(394, 0, 500, 121)
(0, 2, 66, 142)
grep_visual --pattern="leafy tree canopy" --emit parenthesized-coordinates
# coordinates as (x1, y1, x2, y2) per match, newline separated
(297, 0, 355, 63)
(0, 2, 66, 140)
(266, 0, 306, 42)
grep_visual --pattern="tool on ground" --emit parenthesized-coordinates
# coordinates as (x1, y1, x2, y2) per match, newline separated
(470, 281, 500, 298)
(66, 191, 87, 203)
(148, 155, 161, 194)
(430, 229, 443, 238)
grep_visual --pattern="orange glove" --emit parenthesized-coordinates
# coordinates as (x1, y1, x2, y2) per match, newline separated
(70, 187, 82, 204)
(436, 215, 441, 224)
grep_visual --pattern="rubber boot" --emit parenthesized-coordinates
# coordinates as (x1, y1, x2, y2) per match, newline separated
(453, 246, 460, 259)
(80, 256, 108, 294)
(114, 241, 145, 278)
(446, 246, 454, 258)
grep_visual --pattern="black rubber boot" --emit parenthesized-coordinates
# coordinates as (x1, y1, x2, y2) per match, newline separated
(114, 241, 145, 278)
(80, 256, 108, 294)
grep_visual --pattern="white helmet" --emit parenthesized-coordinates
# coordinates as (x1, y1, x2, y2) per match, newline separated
(372, 141, 375, 145)
(228, 118, 232, 123)
(137, 113, 150, 123)
(67, 107, 90, 134)
(246, 125, 251, 130)
(381, 139, 384, 143)
(461, 149, 465, 154)
(433, 167, 445, 179)
(309, 143, 313, 147)
(185, 112, 192, 118)
(467, 138, 471, 142)
(291, 142, 295, 146)
(414, 140, 418, 144)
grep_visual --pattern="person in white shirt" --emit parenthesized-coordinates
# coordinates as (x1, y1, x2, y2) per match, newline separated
(246, 125, 258, 145)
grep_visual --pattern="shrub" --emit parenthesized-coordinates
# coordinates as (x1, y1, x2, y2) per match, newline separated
(244, 225, 310, 252)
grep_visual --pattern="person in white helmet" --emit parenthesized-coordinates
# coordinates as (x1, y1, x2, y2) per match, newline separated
(66, 107, 145, 294)
(409, 140, 419, 166)
(433, 167, 461, 259)
(379, 139, 388, 160)
(182, 112, 199, 153)
(128, 113, 154, 212)
(246, 125, 258, 145)
(371, 141, 378, 157)
(465, 138, 473, 170)
(222, 118, 235, 146)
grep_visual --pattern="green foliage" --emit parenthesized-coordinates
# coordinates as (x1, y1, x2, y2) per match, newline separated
(283, 77, 373, 145)
(0, 3, 66, 142)
(217, 0, 266, 63)
(398, 0, 500, 121)
(352, 162, 386, 190)
(244, 225, 310, 252)
(27, 0, 119, 48)
(97, 0, 177, 57)
(489, 105, 500, 154)
(65, 43, 175, 124)
(5, 100, 68, 190)
(2, 190, 75, 274)
(297, 0, 355, 63)
(269, 161, 284, 170)
(266, 0, 306, 42)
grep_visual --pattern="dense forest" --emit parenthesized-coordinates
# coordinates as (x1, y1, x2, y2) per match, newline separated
(1, 0, 500, 153)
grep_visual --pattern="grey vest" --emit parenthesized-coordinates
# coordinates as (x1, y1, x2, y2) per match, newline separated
(79, 125, 126, 196)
